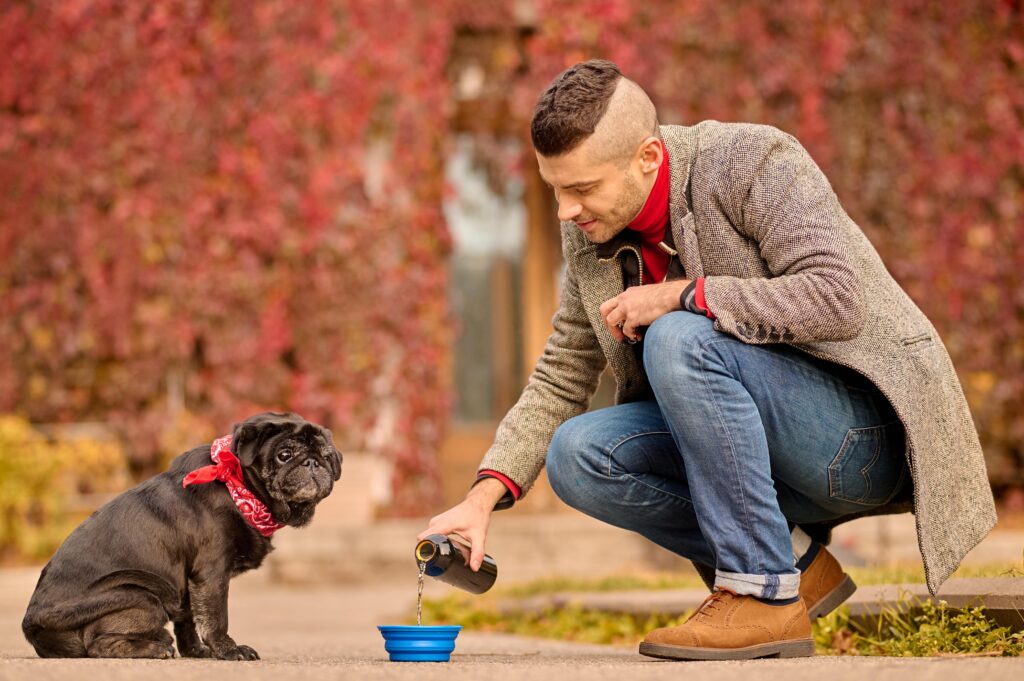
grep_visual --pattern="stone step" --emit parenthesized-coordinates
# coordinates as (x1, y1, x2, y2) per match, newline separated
(497, 577, 1024, 631)
(266, 508, 1024, 585)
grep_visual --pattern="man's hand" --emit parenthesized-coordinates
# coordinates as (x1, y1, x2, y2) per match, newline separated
(600, 279, 691, 343)
(417, 477, 507, 571)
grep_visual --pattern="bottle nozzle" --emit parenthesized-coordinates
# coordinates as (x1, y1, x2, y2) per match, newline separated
(415, 539, 437, 562)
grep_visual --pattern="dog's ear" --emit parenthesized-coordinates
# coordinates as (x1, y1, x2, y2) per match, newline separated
(328, 445, 342, 482)
(327, 438, 344, 485)
(321, 427, 343, 482)
(231, 422, 261, 467)
(232, 412, 304, 466)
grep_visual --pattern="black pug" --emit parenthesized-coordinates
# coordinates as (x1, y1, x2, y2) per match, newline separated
(22, 411, 341, 660)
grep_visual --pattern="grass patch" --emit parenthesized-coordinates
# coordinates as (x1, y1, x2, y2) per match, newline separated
(416, 564, 1024, 656)
(816, 598, 1024, 657)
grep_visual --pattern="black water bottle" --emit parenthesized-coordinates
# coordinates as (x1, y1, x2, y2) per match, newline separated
(414, 534, 497, 594)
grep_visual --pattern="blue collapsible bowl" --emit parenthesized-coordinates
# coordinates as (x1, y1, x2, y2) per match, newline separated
(377, 625, 462, 662)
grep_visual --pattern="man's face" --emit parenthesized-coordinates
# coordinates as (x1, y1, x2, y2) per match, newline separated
(536, 137, 648, 244)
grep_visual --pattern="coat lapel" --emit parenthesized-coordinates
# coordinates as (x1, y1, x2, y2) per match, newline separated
(662, 126, 704, 280)
(569, 243, 642, 384)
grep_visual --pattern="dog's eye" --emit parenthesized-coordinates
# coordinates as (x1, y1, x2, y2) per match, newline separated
(276, 450, 294, 464)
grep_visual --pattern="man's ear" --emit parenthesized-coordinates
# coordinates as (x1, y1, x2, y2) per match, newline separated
(637, 136, 664, 175)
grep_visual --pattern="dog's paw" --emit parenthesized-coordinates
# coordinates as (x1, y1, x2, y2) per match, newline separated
(179, 643, 213, 658)
(214, 644, 260, 661)
(236, 645, 259, 661)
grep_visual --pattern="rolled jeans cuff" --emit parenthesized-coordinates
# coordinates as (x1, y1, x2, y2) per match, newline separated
(715, 569, 801, 600)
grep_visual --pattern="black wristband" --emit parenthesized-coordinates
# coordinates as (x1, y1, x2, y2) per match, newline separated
(472, 475, 516, 511)
(679, 279, 700, 315)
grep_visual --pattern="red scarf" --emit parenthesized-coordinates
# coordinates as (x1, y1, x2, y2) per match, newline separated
(182, 434, 283, 537)
(628, 145, 671, 284)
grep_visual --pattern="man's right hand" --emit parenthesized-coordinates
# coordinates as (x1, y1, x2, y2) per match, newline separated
(417, 477, 508, 572)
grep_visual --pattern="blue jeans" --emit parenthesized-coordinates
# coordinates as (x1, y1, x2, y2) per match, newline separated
(546, 312, 908, 599)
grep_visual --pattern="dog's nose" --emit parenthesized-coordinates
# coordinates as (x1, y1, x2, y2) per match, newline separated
(303, 458, 320, 470)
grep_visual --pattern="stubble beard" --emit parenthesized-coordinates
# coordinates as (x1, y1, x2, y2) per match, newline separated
(579, 172, 648, 244)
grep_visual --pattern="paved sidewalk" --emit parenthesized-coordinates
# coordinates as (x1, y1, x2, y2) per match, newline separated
(2, 567, 1022, 680)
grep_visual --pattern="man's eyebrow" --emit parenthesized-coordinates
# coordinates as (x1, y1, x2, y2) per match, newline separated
(564, 180, 600, 190)
(542, 178, 600, 190)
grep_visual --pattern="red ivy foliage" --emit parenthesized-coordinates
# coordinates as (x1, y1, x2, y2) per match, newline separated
(1, 1, 1022, 513)
(514, 0, 1024, 484)
(0, 0, 462, 514)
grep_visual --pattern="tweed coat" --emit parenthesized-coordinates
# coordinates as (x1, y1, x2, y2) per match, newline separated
(479, 122, 996, 595)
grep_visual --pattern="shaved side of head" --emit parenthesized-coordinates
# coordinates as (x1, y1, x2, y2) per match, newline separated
(587, 78, 659, 167)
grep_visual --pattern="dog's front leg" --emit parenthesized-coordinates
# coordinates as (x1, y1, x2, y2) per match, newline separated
(173, 593, 212, 658)
(174, 617, 212, 658)
(188, 565, 259, 661)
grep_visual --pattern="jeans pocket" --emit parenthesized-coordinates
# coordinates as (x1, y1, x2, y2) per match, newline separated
(828, 422, 907, 507)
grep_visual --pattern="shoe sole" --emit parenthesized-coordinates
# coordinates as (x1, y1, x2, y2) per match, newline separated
(807, 573, 857, 620)
(639, 638, 815, 661)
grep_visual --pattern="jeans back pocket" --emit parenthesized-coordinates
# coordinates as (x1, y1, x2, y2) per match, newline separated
(827, 421, 907, 507)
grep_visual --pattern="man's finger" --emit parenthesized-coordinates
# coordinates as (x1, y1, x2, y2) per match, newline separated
(467, 532, 485, 571)
(603, 308, 626, 341)
(599, 296, 619, 319)
(417, 520, 453, 541)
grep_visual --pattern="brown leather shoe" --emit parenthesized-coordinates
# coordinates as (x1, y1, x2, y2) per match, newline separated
(639, 589, 814, 661)
(799, 543, 857, 619)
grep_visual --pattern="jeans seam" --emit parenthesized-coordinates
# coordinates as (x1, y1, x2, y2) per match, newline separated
(746, 345, 845, 387)
(603, 430, 672, 477)
(622, 472, 695, 507)
(697, 335, 765, 575)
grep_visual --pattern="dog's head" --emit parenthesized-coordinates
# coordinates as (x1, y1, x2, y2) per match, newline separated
(231, 412, 342, 527)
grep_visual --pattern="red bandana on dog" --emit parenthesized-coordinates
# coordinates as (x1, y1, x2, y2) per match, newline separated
(182, 435, 284, 537)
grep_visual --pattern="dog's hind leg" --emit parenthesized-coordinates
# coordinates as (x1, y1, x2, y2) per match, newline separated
(23, 627, 87, 658)
(82, 603, 175, 659)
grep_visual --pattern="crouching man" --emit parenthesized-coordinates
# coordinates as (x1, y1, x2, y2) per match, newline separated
(421, 59, 994, 661)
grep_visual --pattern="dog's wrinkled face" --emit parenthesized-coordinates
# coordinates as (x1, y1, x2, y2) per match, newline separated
(231, 412, 342, 527)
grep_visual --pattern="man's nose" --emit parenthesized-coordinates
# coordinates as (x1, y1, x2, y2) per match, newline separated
(556, 195, 582, 222)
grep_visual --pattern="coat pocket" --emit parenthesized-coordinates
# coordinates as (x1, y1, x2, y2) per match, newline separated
(900, 333, 935, 352)
(828, 422, 907, 507)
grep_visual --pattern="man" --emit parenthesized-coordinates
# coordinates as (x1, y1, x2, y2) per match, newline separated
(419, 60, 995, 661)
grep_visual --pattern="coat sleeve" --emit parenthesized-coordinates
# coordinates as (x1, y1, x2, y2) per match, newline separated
(476, 257, 607, 499)
(701, 128, 866, 344)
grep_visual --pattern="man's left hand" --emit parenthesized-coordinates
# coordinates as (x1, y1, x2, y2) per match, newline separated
(600, 279, 691, 343)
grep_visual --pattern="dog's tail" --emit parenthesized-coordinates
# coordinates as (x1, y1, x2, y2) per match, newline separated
(23, 569, 183, 638)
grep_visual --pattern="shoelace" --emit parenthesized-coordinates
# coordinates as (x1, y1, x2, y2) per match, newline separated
(694, 590, 732, 618)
